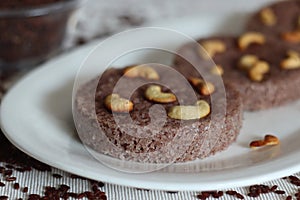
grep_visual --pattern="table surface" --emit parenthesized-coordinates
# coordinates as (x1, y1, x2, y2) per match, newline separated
(1, 0, 300, 199)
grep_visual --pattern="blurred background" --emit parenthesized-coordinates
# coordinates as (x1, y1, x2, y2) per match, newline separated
(69, 0, 278, 47)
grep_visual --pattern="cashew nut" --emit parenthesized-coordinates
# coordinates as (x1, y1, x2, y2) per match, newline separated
(249, 134, 279, 149)
(188, 77, 215, 95)
(238, 32, 265, 50)
(104, 94, 133, 113)
(238, 54, 259, 71)
(144, 85, 176, 103)
(124, 65, 159, 80)
(168, 100, 210, 120)
(210, 65, 224, 76)
(282, 31, 300, 43)
(281, 50, 300, 69)
(199, 40, 226, 59)
(260, 8, 276, 26)
(249, 140, 266, 149)
(248, 61, 270, 82)
(238, 55, 270, 82)
(264, 134, 280, 146)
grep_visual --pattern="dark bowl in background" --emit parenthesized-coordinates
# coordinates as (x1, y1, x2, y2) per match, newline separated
(0, 0, 82, 71)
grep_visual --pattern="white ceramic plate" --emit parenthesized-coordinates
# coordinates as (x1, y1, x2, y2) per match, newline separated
(1, 13, 300, 191)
